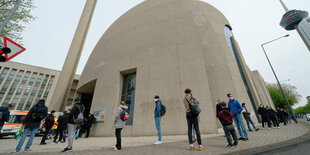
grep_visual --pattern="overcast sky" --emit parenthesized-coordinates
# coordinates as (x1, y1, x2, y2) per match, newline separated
(7, 0, 310, 108)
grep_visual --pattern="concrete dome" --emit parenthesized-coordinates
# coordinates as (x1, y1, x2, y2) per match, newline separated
(77, 0, 258, 137)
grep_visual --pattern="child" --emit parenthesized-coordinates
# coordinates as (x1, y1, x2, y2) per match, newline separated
(218, 101, 238, 148)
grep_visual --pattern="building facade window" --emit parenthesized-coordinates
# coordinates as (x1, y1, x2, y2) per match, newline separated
(121, 73, 136, 125)
(0, 68, 10, 86)
(224, 26, 258, 119)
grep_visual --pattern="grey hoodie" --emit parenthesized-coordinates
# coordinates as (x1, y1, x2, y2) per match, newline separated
(114, 105, 128, 129)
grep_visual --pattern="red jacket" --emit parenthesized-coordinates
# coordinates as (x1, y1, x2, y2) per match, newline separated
(218, 108, 233, 127)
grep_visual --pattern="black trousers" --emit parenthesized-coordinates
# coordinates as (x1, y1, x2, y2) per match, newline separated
(115, 128, 123, 150)
(186, 113, 201, 145)
(53, 129, 64, 142)
(85, 127, 90, 138)
(270, 117, 279, 127)
(41, 127, 51, 144)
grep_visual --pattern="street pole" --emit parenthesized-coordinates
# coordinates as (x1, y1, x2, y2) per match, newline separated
(261, 34, 297, 123)
(0, 0, 21, 36)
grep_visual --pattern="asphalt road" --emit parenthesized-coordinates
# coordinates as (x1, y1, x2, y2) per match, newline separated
(259, 118, 310, 155)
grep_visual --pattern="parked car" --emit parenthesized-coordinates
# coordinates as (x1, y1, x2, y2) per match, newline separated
(306, 114, 310, 121)
(0, 111, 28, 137)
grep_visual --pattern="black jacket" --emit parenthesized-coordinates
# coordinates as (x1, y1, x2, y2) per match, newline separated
(25, 100, 48, 129)
(57, 113, 69, 130)
(266, 108, 277, 120)
(258, 107, 269, 121)
(0, 107, 10, 126)
(67, 102, 85, 124)
(85, 114, 95, 128)
(216, 103, 222, 118)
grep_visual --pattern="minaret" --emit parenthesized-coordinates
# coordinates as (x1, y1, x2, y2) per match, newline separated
(49, 0, 97, 111)
(279, 0, 289, 12)
(279, 0, 310, 52)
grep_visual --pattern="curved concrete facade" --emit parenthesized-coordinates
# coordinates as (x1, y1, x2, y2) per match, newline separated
(77, 0, 259, 137)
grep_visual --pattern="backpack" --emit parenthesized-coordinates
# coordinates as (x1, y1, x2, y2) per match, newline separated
(74, 105, 84, 124)
(31, 106, 47, 121)
(161, 104, 166, 116)
(185, 96, 201, 116)
(120, 108, 129, 121)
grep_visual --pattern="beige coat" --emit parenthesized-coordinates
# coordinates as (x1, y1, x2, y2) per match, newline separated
(183, 95, 200, 113)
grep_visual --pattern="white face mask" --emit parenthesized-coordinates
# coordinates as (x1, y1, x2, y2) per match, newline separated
(154, 99, 158, 102)
(230, 97, 234, 100)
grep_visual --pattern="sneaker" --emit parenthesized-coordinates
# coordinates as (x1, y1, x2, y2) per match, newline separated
(268, 128, 271, 130)
(40, 143, 47, 145)
(238, 137, 245, 140)
(255, 128, 260, 131)
(242, 138, 249, 141)
(198, 146, 205, 151)
(51, 142, 55, 144)
(11, 150, 20, 153)
(189, 146, 194, 151)
(154, 141, 162, 145)
(227, 144, 233, 148)
(61, 147, 72, 152)
(114, 147, 118, 151)
(274, 127, 276, 129)
(234, 144, 238, 148)
(24, 148, 31, 151)
(277, 127, 280, 129)
(58, 141, 61, 144)
(249, 129, 253, 132)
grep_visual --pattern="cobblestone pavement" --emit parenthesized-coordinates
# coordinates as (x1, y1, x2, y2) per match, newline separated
(0, 123, 308, 155)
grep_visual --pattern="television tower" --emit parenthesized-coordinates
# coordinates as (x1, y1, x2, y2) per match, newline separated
(279, 0, 310, 52)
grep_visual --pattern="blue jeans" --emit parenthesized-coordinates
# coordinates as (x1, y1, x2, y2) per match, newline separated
(155, 117, 161, 141)
(245, 118, 256, 130)
(233, 113, 248, 138)
(16, 128, 38, 152)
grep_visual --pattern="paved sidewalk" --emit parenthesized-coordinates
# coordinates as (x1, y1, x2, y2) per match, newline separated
(0, 123, 308, 155)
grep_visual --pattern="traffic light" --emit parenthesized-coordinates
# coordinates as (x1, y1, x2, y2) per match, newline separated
(0, 46, 11, 62)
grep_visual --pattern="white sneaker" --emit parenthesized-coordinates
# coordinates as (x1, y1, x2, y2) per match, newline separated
(58, 141, 61, 144)
(114, 147, 118, 151)
(273, 127, 276, 129)
(51, 142, 55, 144)
(268, 128, 271, 130)
(277, 127, 280, 129)
(24, 148, 31, 151)
(154, 141, 162, 145)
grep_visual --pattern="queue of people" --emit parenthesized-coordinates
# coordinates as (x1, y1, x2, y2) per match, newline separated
(4, 88, 297, 153)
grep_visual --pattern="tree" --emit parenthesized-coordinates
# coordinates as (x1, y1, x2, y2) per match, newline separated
(0, 0, 35, 45)
(295, 100, 310, 114)
(267, 83, 301, 109)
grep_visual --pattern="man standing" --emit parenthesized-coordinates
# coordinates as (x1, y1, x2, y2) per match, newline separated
(227, 94, 248, 141)
(0, 104, 13, 134)
(84, 113, 95, 138)
(40, 110, 55, 145)
(52, 110, 69, 143)
(184, 89, 204, 151)
(241, 103, 259, 132)
(62, 97, 85, 152)
(13, 99, 47, 153)
(154, 95, 162, 145)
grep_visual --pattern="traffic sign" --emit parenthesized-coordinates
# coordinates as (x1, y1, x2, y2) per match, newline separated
(3, 36, 26, 61)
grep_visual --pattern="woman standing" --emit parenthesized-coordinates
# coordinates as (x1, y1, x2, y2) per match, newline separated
(114, 101, 128, 150)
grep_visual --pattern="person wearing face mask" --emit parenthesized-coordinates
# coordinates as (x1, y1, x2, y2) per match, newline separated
(227, 94, 248, 141)
(154, 95, 162, 145)
(40, 110, 56, 145)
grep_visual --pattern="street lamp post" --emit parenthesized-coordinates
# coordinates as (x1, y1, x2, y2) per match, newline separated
(261, 34, 298, 123)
